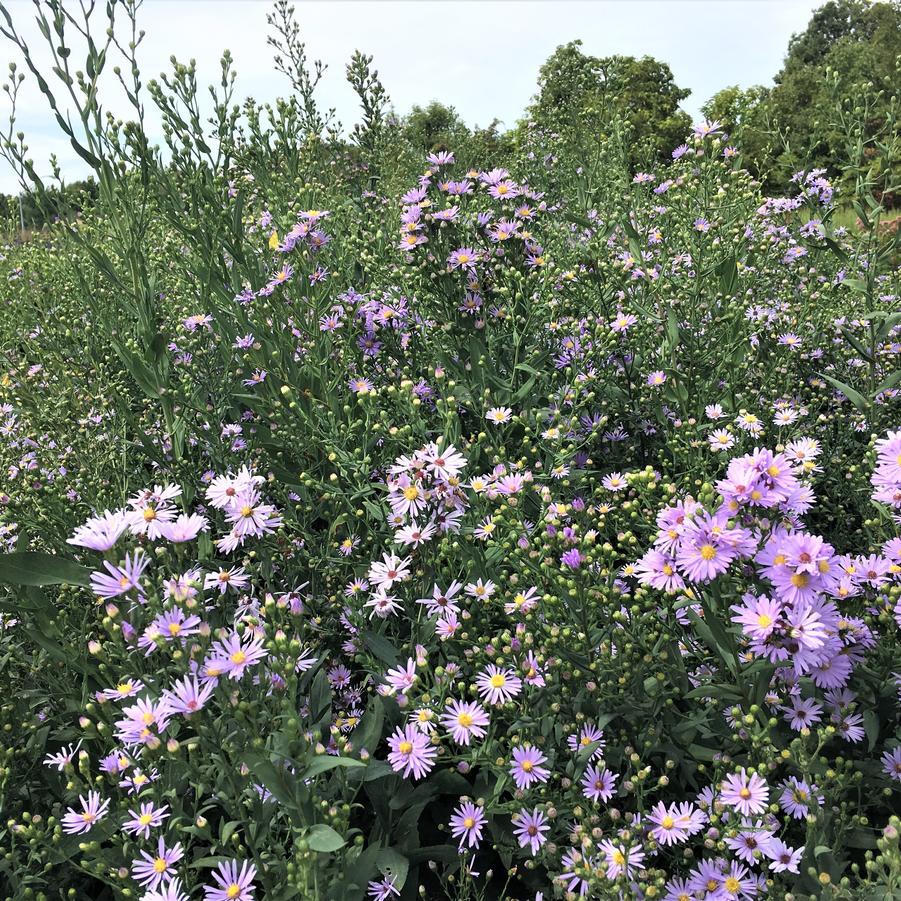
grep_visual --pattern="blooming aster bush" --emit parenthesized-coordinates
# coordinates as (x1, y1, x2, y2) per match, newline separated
(0, 5, 901, 901)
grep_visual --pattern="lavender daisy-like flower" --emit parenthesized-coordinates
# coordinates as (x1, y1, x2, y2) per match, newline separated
(449, 800, 486, 849)
(731, 594, 782, 640)
(440, 699, 490, 746)
(599, 839, 646, 879)
(509, 744, 549, 790)
(720, 769, 769, 816)
(206, 631, 268, 680)
(122, 802, 170, 839)
(89, 550, 149, 599)
(765, 839, 802, 873)
(647, 801, 690, 846)
(163, 675, 215, 715)
(447, 247, 478, 271)
(883, 747, 901, 782)
(44, 741, 82, 770)
(512, 807, 549, 855)
(203, 859, 257, 901)
(779, 776, 822, 819)
(560, 548, 583, 569)
(386, 724, 437, 780)
(143, 880, 190, 901)
(567, 724, 606, 758)
(67, 509, 130, 551)
(61, 791, 110, 834)
(132, 837, 184, 890)
(581, 764, 618, 802)
(367, 875, 401, 901)
(475, 665, 523, 705)
(159, 513, 209, 543)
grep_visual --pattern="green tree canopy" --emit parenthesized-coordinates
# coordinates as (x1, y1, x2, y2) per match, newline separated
(523, 41, 692, 168)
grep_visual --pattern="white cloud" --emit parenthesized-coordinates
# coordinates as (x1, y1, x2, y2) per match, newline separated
(0, 0, 820, 193)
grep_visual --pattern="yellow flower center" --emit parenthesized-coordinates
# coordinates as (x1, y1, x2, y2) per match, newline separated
(463, 817, 475, 829)
(403, 486, 420, 501)
(457, 712, 473, 728)
(153, 858, 167, 874)
(398, 741, 413, 754)
(757, 614, 773, 628)
(143, 508, 156, 522)
(791, 572, 809, 588)
(139, 813, 153, 826)
(700, 544, 717, 561)
(230, 651, 247, 665)
(226, 885, 241, 899)
(489, 674, 506, 688)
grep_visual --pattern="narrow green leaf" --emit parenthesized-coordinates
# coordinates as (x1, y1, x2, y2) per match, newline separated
(0, 552, 91, 587)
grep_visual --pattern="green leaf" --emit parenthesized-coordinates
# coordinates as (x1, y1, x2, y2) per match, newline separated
(862, 709, 879, 751)
(820, 374, 868, 412)
(716, 256, 738, 296)
(242, 752, 297, 810)
(0, 552, 91, 587)
(375, 848, 409, 888)
(309, 668, 333, 723)
(875, 369, 901, 395)
(362, 630, 399, 666)
(307, 824, 346, 853)
(302, 755, 365, 780)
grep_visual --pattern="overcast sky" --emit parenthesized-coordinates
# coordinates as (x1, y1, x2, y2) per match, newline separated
(0, 0, 822, 193)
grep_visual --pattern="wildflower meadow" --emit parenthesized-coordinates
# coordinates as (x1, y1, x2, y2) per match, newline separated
(0, 2, 900, 900)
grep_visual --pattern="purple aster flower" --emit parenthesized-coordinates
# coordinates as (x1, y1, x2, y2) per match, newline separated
(560, 548, 583, 569)
(881, 747, 901, 782)
(448, 247, 478, 271)
(509, 744, 549, 790)
(203, 859, 257, 901)
(440, 699, 490, 746)
(67, 509, 130, 551)
(163, 675, 215, 715)
(122, 802, 170, 839)
(779, 776, 822, 819)
(61, 791, 110, 834)
(475, 665, 522, 705)
(449, 800, 486, 849)
(720, 769, 769, 816)
(386, 724, 436, 780)
(581, 764, 617, 802)
(513, 807, 549, 855)
(89, 550, 149, 599)
(367, 876, 401, 901)
(132, 837, 184, 890)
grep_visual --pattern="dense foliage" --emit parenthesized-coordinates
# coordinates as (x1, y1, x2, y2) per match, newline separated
(0, 2, 900, 901)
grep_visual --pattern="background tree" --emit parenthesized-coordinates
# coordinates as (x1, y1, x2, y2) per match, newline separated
(521, 41, 692, 170)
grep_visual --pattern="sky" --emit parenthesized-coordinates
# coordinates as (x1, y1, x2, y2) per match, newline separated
(0, 0, 823, 193)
